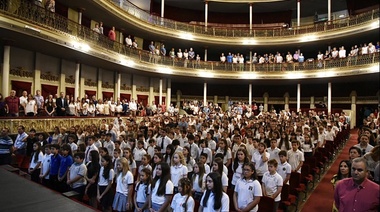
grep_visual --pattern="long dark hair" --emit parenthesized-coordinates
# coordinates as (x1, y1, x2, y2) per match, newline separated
(152, 152, 163, 171)
(31, 142, 42, 163)
(151, 162, 171, 196)
(336, 160, 352, 180)
(243, 162, 257, 181)
(202, 172, 223, 210)
(279, 132, 290, 150)
(101, 155, 113, 180)
(192, 162, 205, 188)
(136, 168, 152, 196)
(212, 157, 224, 176)
(183, 146, 191, 163)
(233, 148, 249, 172)
(164, 144, 174, 164)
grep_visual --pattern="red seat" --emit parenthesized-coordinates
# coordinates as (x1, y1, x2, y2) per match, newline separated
(258, 196, 275, 212)
(280, 184, 297, 211)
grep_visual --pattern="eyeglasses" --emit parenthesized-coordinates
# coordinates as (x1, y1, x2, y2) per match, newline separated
(351, 168, 364, 172)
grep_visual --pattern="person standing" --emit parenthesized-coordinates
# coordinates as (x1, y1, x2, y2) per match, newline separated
(0, 127, 13, 165)
(334, 157, 379, 212)
(13, 125, 29, 169)
(5, 90, 19, 117)
(34, 90, 44, 116)
(56, 92, 68, 116)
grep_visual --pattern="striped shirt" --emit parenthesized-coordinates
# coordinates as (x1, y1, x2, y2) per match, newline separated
(0, 136, 13, 154)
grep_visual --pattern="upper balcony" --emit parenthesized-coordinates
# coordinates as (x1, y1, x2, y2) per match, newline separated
(0, 1, 379, 81)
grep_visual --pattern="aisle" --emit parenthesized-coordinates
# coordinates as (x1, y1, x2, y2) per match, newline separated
(300, 129, 358, 211)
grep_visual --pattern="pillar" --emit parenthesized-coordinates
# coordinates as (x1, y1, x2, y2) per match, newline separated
(225, 96, 229, 111)
(161, 0, 165, 18)
(131, 75, 137, 100)
(263, 93, 269, 112)
(297, 0, 301, 27)
(97, 68, 102, 100)
(350, 91, 357, 129)
(166, 78, 171, 110)
(204, 48, 208, 62)
(75, 63, 80, 99)
(78, 9, 82, 25)
(249, 3, 253, 34)
(214, 95, 218, 105)
(249, 84, 252, 106)
(205, 1, 208, 30)
(249, 51, 253, 71)
(59, 59, 65, 94)
(176, 90, 182, 107)
(115, 72, 121, 100)
(149, 78, 154, 105)
(159, 79, 163, 105)
(2, 45, 10, 96)
(310, 96, 315, 109)
(328, 0, 331, 22)
(297, 83, 301, 112)
(203, 82, 207, 106)
(328, 82, 332, 115)
(284, 92, 289, 111)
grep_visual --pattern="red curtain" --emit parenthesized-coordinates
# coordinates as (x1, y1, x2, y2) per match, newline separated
(41, 84, 58, 99)
(120, 93, 131, 101)
(154, 96, 166, 105)
(11, 81, 32, 96)
(102, 92, 113, 100)
(66, 87, 74, 97)
(85, 90, 96, 98)
(137, 95, 148, 107)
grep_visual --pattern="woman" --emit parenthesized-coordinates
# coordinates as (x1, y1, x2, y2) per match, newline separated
(331, 160, 351, 212)
(25, 94, 37, 116)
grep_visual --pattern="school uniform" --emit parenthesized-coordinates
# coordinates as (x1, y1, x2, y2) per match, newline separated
(29, 151, 43, 182)
(262, 171, 283, 202)
(171, 194, 195, 212)
(151, 179, 174, 211)
(192, 174, 206, 201)
(200, 191, 230, 212)
(277, 161, 291, 185)
(98, 167, 115, 208)
(171, 164, 188, 193)
(113, 171, 134, 211)
(234, 178, 262, 212)
(287, 149, 304, 173)
(135, 181, 151, 212)
(41, 153, 52, 186)
(251, 151, 270, 177)
(69, 162, 87, 198)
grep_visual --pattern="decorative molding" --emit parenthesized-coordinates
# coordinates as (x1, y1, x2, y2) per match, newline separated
(136, 86, 149, 92)
(153, 88, 159, 93)
(102, 82, 114, 89)
(121, 84, 131, 90)
(84, 79, 97, 87)
(10, 67, 33, 78)
(65, 75, 75, 84)
(41, 71, 59, 81)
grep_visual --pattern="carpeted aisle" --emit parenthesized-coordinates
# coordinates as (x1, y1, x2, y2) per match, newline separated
(300, 129, 358, 211)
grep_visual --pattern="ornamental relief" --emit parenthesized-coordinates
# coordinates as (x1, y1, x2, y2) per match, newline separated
(10, 67, 33, 78)
(102, 82, 114, 89)
(121, 84, 131, 91)
(136, 86, 149, 92)
(84, 79, 97, 87)
(41, 71, 59, 81)
(65, 75, 75, 84)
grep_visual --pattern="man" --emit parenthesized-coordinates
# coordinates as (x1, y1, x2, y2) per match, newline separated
(156, 128, 172, 154)
(19, 90, 28, 116)
(149, 41, 155, 63)
(0, 128, 13, 165)
(5, 90, 19, 117)
(56, 92, 68, 116)
(34, 90, 44, 116)
(160, 44, 166, 62)
(334, 157, 379, 212)
(13, 125, 29, 169)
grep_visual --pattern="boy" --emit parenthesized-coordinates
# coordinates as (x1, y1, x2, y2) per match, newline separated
(94, 133, 103, 148)
(103, 133, 115, 157)
(40, 144, 52, 187)
(68, 134, 78, 154)
(113, 148, 121, 168)
(133, 140, 147, 168)
(267, 138, 280, 164)
(147, 139, 156, 158)
(58, 144, 73, 192)
(49, 144, 61, 191)
(85, 136, 98, 163)
(67, 152, 87, 200)
(199, 153, 211, 174)
(277, 150, 291, 185)
(185, 134, 199, 161)
(262, 159, 283, 212)
(287, 140, 304, 173)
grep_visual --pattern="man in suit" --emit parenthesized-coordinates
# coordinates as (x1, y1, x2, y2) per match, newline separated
(56, 92, 67, 116)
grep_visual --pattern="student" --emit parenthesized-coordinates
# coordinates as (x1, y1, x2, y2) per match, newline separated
(251, 142, 269, 182)
(67, 152, 87, 201)
(199, 172, 230, 212)
(152, 152, 163, 178)
(68, 134, 78, 154)
(134, 168, 152, 212)
(138, 154, 152, 180)
(171, 178, 195, 212)
(348, 146, 362, 161)
(150, 162, 174, 212)
(302, 134, 314, 158)
(113, 158, 134, 212)
(231, 148, 250, 189)
(170, 152, 188, 194)
(164, 144, 175, 166)
(39, 144, 52, 187)
(49, 144, 61, 191)
(277, 150, 291, 185)
(212, 157, 228, 192)
(123, 147, 137, 177)
(134, 140, 147, 168)
(58, 144, 74, 192)
(29, 142, 43, 183)
(113, 148, 121, 169)
(262, 159, 283, 212)
(97, 155, 114, 212)
(215, 139, 232, 168)
(192, 162, 206, 202)
(147, 139, 157, 158)
(287, 140, 304, 173)
(85, 150, 101, 208)
(182, 146, 196, 178)
(199, 153, 211, 174)
(233, 162, 262, 212)
(267, 138, 281, 163)
(199, 139, 213, 165)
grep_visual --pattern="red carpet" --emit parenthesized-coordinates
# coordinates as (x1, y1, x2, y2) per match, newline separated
(300, 129, 358, 211)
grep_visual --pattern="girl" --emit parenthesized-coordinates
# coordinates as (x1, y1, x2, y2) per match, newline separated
(29, 142, 43, 183)
(152, 152, 163, 178)
(134, 168, 152, 212)
(331, 160, 351, 212)
(97, 155, 114, 212)
(252, 142, 269, 182)
(215, 139, 232, 168)
(231, 148, 250, 189)
(85, 150, 100, 209)
(150, 162, 173, 212)
(212, 157, 228, 192)
(164, 144, 175, 166)
(192, 162, 206, 202)
(171, 178, 195, 212)
(123, 147, 137, 177)
(279, 132, 291, 151)
(113, 158, 134, 212)
(170, 152, 188, 194)
(302, 134, 314, 157)
(182, 146, 196, 178)
(138, 154, 152, 180)
(199, 172, 230, 212)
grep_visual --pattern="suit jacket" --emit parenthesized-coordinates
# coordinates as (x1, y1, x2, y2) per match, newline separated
(56, 97, 68, 115)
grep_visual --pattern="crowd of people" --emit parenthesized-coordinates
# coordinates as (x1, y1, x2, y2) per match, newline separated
(1, 94, 379, 211)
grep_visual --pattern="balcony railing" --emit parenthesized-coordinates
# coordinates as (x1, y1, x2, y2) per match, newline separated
(0, 0, 378, 76)
(109, 0, 379, 38)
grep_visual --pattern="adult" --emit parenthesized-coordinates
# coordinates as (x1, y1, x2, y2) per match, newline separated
(34, 90, 44, 116)
(0, 128, 13, 165)
(108, 26, 116, 41)
(13, 125, 29, 168)
(0, 93, 8, 117)
(5, 90, 20, 117)
(334, 157, 379, 212)
(56, 92, 68, 116)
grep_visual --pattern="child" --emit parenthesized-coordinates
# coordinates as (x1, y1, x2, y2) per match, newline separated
(68, 134, 78, 154)
(29, 142, 43, 183)
(150, 162, 174, 211)
(231, 148, 250, 189)
(183, 146, 196, 178)
(40, 144, 52, 187)
(99, 147, 109, 165)
(251, 142, 269, 182)
(262, 159, 283, 212)
(277, 150, 291, 185)
(152, 152, 163, 178)
(302, 134, 314, 158)
(113, 148, 121, 169)
(191, 162, 206, 202)
(113, 158, 134, 212)
(199, 139, 212, 165)
(134, 140, 147, 168)
(170, 152, 188, 194)
(123, 147, 137, 177)
(199, 172, 230, 212)
(164, 144, 175, 166)
(147, 139, 156, 158)
(134, 168, 152, 212)
(49, 144, 61, 191)
(216, 139, 232, 168)
(67, 152, 87, 201)
(233, 162, 262, 212)
(138, 154, 152, 179)
(199, 153, 211, 174)
(267, 138, 281, 163)
(288, 140, 304, 173)
(85, 150, 101, 208)
(58, 144, 74, 192)
(97, 155, 115, 212)
(212, 157, 228, 192)
(171, 178, 195, 212)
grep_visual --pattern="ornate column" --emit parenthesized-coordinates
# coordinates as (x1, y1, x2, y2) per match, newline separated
(115, 72, 121, 100)
(297, 83, 301, 112)
(149, 78, 154, 105)
(249, 3, 253, 34)
(328, 0, 331, 22)
(33, 53, 41, 94)
(203, 82, 207, 106)
(310, 96, 315, 109)
(78, 9, 83, 24)
(249, 84, 252, 106)
(131, 75, 137, 100)
(97, 68, 102, 100)
(75, 62, 80, 99)
(205, 1, 208, 31)
(2, 45, 10, 95)
(350, 91, 357, 129)
(176, 90, 182, 107)
(204, 48, 208, 62)
(161, 0, 165, 18)
(213, 95, 218, 105)
(166, 78, 171, 110)
(263, 92, 269, 112)
(297, 0, 301, 27)
(59, 60, 66, 94)
(159, 78, 163, 105)
(328, 82, 332, 115)
(284, 92, 289, 111)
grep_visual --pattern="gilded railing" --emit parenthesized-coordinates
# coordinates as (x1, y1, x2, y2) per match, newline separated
(111, 0, 379, 38)
(0, 0, 378, 75)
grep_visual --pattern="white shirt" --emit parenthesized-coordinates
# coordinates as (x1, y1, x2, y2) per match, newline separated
(171, 164, 188, 186)
(234, 178, 262, 212)
(287, 149, 304, 173)
(231, 162, 243, 185)
(41, 153, 52, 179)
(29, 151, 43, 169)
(200, 192, 229, 212)
(277, 161, 291, 185)
(251, 151, 270, 176)
(135, 182, 151, 203)
(25, 100, 36, 114)
(115, 171, 134, 196)
(192, 174, 206, 192)
(98, 167, 114, 186)
(133, 147, 147, 161)
(267, 147, 281, 164)
(262, 171, 283, 202)
(171, 194, 195, 212)
(151, 179, 174, 205)
(69, 163, 87, 188)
